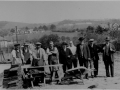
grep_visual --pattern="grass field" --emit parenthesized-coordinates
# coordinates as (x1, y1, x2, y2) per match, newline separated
(5, 31, 79, 41)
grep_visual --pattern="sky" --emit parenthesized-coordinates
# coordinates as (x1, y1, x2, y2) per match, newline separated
(0, 1, 120, 23)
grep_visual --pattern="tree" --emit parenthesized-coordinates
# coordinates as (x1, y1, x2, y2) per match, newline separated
(65, 37, 70, 44)
(85, 33, 98, 42)
(38, 26, 43, 29)
(50, 24, 56, 30)
(86, 26, 94, 33)
(61, 36, 66, 42)
(33, 27, 38, 31)
(95, 25, 104, 34)
(0, 29, 8, 37)
(25, 27, 29, 30)
(42, 25, 48, 30)
(10, 28, 15, 33)
(39, 34, 60, 48)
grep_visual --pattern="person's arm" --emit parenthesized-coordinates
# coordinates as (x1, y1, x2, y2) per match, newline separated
(67, 48, 72, 58)
(76, 45, 79, 58)
(42, 49, 48, 65)
(11, 50, 17, 64)
(32, 51, 38, 59)
(52, 47, 58, 54)
(11, 50, 16, 59)
(55, 47, 60, 64)
(85, 44, 91, 60)
(21, 50, 25, 63)
(46, 48, 52, 55)
(110, 44, 116, 53)
(29, 50, 33, 63)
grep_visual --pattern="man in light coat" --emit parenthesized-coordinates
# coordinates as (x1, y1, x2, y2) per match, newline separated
(11, 43, 25, 65)
(32, 42, 47, 66)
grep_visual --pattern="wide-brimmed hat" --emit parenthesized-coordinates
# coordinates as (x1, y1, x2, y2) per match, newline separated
(89, 39, 94, 42)
(78, 37, 84, 41)
(62, 42, 68, 46)
(14, 43, 20, 47)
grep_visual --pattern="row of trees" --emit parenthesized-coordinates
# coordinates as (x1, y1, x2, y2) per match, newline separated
(1, 24, 112, 38)
(86, 25, 109, 34)
(9, 24, 110, 35)
(9, 24, 57, 34)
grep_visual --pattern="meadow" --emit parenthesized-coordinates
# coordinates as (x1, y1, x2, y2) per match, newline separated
(5, 31, 79, 41)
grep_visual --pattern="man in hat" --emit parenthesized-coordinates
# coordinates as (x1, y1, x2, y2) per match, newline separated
(59, 42, 73, 73)
(68, 40, 77, 68)
(76, 37, 91, 79)
(46, 41, 60, 83)
(22, 44, 33, 64)
(32, 42, 47, 66)
(88, 39, 99, 77)
(102, 37, 116, 77)
(11, 43, 25, 65)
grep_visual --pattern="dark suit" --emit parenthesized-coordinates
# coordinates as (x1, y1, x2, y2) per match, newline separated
(88, 44, 99, 76)
(59, 47, 73, 73)
(76, 43, 91, 66)
(76, 43, 91, 78)
(102, 43, 116, 77)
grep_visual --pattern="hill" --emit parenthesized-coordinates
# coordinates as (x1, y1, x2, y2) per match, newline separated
(0, 21, 48, 30)
(0, 19, 120, 31)
(0, 19, 120, 30)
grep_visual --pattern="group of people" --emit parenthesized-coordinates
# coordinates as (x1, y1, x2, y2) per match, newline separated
(11, 36, 116, 82)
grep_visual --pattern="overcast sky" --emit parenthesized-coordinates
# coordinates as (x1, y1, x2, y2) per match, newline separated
(0, 1, 120, 23)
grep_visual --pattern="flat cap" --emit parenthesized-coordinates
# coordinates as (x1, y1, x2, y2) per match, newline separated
(35, 42, 41, 45)
(89, 39, 94, 42)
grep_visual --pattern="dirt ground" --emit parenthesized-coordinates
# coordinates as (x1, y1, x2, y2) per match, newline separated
(0, 53, 120, 89)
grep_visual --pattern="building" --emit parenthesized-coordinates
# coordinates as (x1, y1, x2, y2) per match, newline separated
(0, 37, 14, 48)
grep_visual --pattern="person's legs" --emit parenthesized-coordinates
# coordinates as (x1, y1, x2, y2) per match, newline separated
(66, 61, 72, 70)
(106, 60, 110, 77)
(90, 60, 94, 77)
(79, 58, 84, 66)
(94, 60, 98, 77)
(26, 58, 31, 64)
(72, 57, 77, 68)
(110, 61, 114, 77)
(63, 63, 66, 73)
(84, 60, 89, 79)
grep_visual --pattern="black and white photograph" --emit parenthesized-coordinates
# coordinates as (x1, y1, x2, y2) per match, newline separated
(0, 0, 120, 89)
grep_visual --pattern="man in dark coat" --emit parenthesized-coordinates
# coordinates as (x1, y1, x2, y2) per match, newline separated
(88, 39, 99, 77)
(102, 37, 116, 77)
(59, 42, 73, 73)
(76, 37, 91, 79)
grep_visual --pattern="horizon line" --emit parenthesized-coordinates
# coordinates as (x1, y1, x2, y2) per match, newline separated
(1, 18, 120, 24)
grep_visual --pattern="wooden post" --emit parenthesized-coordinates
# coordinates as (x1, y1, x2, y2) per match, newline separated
(16, 26, 18, 43)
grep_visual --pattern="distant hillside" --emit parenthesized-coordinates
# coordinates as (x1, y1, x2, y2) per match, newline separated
(0, 21, 46, 30)
(0, 19, 120, 30)
(55, 19, 120, 30)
